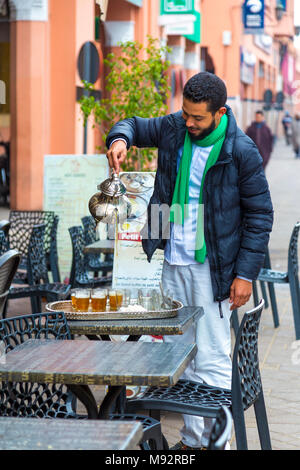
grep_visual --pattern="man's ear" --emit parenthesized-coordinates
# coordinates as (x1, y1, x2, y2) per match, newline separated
(218, 107, 227, 118)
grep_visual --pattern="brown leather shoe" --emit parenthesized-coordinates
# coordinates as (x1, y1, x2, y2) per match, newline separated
(170, 440, 207, 451)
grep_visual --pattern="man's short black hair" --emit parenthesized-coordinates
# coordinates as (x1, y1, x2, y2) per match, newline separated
(256, 110, 264, 115)
(183, 72, 227, 114)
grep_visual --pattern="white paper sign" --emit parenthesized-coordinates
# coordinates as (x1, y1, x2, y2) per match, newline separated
(43, 154, 109, 281)
(9, 0, 48, 21)
(112, 172, 164, 294)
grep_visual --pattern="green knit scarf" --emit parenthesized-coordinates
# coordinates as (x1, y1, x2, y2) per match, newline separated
(170, 113, 228, 263)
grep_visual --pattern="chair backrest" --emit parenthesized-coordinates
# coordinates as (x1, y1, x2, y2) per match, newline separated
(47, 214, 61, 282)
(0, 230, 9, 256)
(208, 406, 233, 450)
(231, 299, 265, 412)
(27, 224, 49, 285)
(0, 220, 10, 236)
(81, 216, 98, 245)
(8, 210, 55, 257)
(68, 225, 89, 286)
(288, 222, 300, 278)
(0, 312, 74, 418)
(0, 250, 21, 317)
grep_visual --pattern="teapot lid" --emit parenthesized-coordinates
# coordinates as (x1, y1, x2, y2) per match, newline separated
(97, 172, 127, 197)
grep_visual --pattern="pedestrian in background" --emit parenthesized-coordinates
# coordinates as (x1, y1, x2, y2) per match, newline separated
(292, 113, 300, 159)
(282, 111, 293, 145)
(246, 110, 273, 170)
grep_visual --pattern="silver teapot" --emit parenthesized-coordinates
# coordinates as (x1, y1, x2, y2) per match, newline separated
(88, 170, 132, 225)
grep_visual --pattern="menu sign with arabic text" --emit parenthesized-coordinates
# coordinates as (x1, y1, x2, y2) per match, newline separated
(112, 172, 164, 294)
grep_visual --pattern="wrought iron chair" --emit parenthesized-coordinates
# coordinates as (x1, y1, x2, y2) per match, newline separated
(48, 214, 61, 282)
(0, 311, 165, 449)
(6, 211, 60, 283)
(69, 225, 112, 289)
(255, 222, 300, 339)
(0, 220, 10, 237)
(207, 406, 233, 451)
(7, 225, 70, 316)
(81, 216, 113, 277)
(0, 312, 95, 419)
(126, 299, 272, 450)
(0, 230, 9, 256)
(0, 250, 21, 319)
(252, 247, 279, 329)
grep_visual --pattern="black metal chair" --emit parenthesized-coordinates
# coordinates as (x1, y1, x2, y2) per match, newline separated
(6, 225, 70, 316)
(0, 311, 95, 419)
(0, 229, 9, 256)
(0, 311, 165, 449)
(0, 220, 10, 237)
(48, 214, 61, 282)
(207, 406, 233, 451)
(0, 250, 21, 319)
(252, 247, 279, 329)
(126, 299, 272, 450)
(68, 225, 112, 289)
(255, 222, 300, 339)
(81, 216, 113, 277)
(6, 211, 60, 283)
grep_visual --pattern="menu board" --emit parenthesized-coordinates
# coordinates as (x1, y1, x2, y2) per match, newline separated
(43, 154, 109, 281)
(112, 172, 164, 294)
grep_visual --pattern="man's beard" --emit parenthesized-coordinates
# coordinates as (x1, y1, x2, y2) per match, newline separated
(188, 118, 217, 141)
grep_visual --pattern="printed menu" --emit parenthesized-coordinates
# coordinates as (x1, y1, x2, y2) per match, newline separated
(43, 154, 109, 281)
(112, 172, 164, 294)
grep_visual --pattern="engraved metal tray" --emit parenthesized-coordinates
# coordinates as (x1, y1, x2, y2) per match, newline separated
(45, 300, 183, 321)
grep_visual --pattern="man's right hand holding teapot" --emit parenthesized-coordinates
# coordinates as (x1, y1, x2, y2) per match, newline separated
(106, 139, 127, 174)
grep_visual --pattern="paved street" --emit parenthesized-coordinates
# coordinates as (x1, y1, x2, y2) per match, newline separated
(1, 136, 300, 450)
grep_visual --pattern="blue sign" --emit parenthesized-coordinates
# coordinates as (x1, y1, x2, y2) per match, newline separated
(278, 0, 287, 10)
(243, 0, 265, 34)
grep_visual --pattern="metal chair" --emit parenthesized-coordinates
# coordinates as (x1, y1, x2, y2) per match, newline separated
(81, 216, 113, 277)
(126, 299, 272, 450)
(207, 406, 233, 450)
(0, 230, 9, 256)
(255, 222, 300, 339)
(6, 211, 60, 283)
(7, 225, 70, 316)
(0, 250, 21, 319)
(253, 247, 279, 329)
(68, 225, 112, 289)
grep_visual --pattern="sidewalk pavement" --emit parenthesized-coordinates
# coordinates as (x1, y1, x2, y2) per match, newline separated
(1, 137, 300, 450)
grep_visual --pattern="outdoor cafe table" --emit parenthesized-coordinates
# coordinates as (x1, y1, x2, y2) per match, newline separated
(67, 306, 204, 341)
(0, 417, 143, 450)
(0, 339, 197, 420)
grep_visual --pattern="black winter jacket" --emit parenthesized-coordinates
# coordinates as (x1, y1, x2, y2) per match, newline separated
(106, 106, 274, 303)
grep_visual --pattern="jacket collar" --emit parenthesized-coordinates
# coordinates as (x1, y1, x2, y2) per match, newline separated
(170, 104, 237, 163)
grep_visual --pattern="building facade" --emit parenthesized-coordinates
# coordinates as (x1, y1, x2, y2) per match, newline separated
(0, 0, 298, 209)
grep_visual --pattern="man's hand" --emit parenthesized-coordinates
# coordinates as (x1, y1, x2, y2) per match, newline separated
(106, 140, 128, 174)
(229, 278, 252, 311)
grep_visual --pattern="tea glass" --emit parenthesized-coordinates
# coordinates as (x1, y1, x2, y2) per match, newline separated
(109, 289, 124, 311)
(70, 288, 80, 311)
(91, 288, 107, 312)
(75, 289, 90, 312)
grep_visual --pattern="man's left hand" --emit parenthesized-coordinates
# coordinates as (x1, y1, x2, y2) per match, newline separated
(229, 278, 252, 311)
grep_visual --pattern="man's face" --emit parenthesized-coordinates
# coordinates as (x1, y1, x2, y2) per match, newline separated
(255, 112, 264, 123)
(182, 98, 226, 139)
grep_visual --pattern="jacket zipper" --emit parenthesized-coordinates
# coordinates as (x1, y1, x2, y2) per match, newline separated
(203, 160, 231, 318)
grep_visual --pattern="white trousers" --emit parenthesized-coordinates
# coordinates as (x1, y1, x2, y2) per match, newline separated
(162, 259, 232, 448)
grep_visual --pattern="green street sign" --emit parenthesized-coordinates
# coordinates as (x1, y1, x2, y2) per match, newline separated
(184, 10, 201, 44)
(160, 0, 195, 15)
(126, 0, 143, 6)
